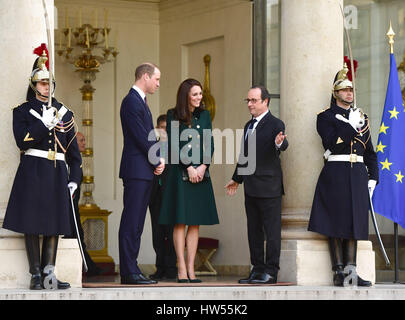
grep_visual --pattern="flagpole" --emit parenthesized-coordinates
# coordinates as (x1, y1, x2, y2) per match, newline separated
(386, 22, 402, 284)
(394, 222, 399, 283)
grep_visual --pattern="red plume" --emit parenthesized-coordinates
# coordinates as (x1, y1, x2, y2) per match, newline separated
(33, 43, 49, 69)
(344, 56, 358, 81)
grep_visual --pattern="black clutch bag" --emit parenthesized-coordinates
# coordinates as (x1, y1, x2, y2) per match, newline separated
(182, 165, 210, 182)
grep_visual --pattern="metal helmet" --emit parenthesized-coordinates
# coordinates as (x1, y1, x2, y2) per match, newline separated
(332, 63, 353, 100)
(29, 44, 55, 99)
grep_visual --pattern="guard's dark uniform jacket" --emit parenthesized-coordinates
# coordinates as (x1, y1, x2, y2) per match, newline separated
(2, 97, 82, 236)
(308, 102, 378, 240)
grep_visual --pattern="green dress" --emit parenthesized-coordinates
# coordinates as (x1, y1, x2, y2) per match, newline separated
(159, 108, 219, 226)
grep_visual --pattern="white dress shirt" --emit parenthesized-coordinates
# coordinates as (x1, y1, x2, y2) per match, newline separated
(248, 109, 283, 149)
(132, 84, 146, 102)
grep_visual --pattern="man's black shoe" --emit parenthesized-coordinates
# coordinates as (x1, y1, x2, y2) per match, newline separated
(356, 276, 372, 287)
(238, 271, 259, 284)
(30, 274, 42, 290)
(333, 271, 345, 287)
(249, 272, 277, 284)
(150, 270, 165, 280)
(57, 279, 71, 289)
(121, 273, 157, 285)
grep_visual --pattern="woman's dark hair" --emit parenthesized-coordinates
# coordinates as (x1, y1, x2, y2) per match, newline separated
(173, 78, 203, 125)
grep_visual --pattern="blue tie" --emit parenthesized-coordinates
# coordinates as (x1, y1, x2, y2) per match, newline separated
(144, 96, 152, 117)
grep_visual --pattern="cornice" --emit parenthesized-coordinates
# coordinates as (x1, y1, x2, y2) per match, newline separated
(55, 0, 159, 25)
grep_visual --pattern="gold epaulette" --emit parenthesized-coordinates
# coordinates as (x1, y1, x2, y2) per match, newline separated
(11, 101, 28, 110)
(317, 106, 330, 115)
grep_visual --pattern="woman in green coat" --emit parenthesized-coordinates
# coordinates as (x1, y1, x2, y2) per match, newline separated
(159, 78, 219, 283)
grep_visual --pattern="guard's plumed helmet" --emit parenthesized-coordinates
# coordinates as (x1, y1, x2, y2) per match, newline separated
(28, 44, 55, 99)
(332, 56, 357, 94)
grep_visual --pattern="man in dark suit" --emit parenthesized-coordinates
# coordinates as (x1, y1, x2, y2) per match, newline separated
(119, 63, 165, 285)
(225, 85, 288, 284)
(148, 115, 177, 280)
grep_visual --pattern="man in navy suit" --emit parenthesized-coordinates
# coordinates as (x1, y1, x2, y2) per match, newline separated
(225, 86, 288, 284)
(119, 63, 164, 285)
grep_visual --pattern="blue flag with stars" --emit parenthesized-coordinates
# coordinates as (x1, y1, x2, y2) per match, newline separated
(372, 52, 405, 229)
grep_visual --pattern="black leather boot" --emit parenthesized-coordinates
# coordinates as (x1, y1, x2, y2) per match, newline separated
(343, 239, 372, 287)
(41, 236, 70, 290)
(25, 234, 42, 290)
(328, 237, 345, 287)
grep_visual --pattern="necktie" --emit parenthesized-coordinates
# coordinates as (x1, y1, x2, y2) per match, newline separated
(245, 118, 257, 140)
(144, 96, 152, 117)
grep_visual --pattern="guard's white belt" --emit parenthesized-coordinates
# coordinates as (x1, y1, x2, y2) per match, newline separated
(24, 148, 65, 161)
(328, 154, 363, 163)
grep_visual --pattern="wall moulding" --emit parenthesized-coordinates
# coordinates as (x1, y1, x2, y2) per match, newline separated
(159, 0, 251, 24)
(55, 0, 159, 25)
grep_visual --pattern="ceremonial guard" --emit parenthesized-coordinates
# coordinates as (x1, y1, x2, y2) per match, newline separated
(2, 44, 82, 290)
(308, 62, 379, 287)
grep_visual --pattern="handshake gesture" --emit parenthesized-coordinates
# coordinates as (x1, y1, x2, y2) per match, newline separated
(335, 108, 365, 132)
(41, 105, 59, 130)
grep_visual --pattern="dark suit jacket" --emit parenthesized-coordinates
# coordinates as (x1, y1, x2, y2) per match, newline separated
(119, 88, 159, 181)
(232, 111, 288, 198)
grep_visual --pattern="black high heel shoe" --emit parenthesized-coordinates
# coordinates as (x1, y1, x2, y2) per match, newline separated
(177, 274, 189, 283)
(177, 278, 189, 283)
(187, 273, 202, 283)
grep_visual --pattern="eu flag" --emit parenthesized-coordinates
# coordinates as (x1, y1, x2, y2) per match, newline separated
(372, 53, 405, 229)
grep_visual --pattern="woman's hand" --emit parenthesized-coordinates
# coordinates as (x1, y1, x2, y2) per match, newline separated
(225, 180, 239, 196)
(195, 164, 207, 182)
(187, 166, 199, 183)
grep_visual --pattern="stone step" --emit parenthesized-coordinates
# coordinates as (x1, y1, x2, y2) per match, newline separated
(1, 284, 405, 300)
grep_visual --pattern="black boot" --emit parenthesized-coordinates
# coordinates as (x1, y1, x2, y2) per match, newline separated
(24, 234, 42, 290)
(328, 237, 345, 287)
(41, 236, 70, 290)
(343, 239, 372, 287)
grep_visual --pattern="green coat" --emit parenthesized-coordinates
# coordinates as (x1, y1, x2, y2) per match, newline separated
(159, 108, 219, 226)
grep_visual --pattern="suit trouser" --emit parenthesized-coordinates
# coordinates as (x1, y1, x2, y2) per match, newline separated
(149, 189, 177, 273)
(119, 178, 153, 276)
(245, 195, 281, 276)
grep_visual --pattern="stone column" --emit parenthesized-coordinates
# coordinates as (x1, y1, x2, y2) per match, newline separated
(0, 0, 81, 288)
(278, 0, 375, 285)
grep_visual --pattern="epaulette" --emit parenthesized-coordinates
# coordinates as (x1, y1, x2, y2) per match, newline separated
(11, 101, 28, 110)
(317, 106, 330, 115)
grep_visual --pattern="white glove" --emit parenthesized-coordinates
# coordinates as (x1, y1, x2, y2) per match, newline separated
(41, 106, 59, 130)
(368, 179, 377, 198)
(348, 108, 365, 131)
(335, 108, 365, 131)
(68, 182, 78, 197)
